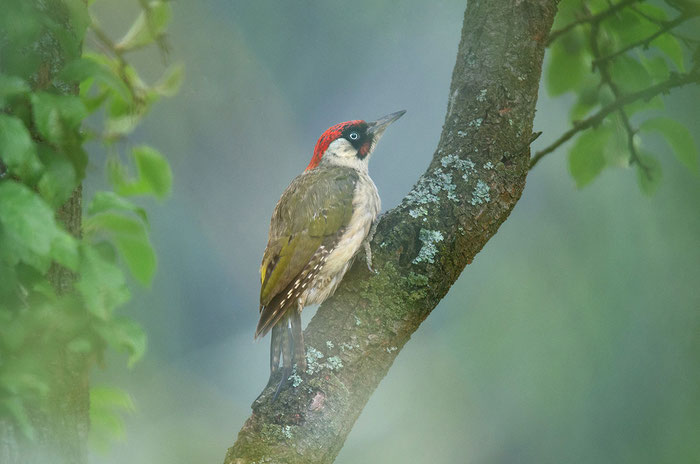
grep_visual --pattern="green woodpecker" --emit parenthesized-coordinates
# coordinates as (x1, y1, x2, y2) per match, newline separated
(256, 110, 405, 390)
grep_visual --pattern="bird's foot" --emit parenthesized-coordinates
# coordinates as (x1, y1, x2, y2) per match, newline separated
(272, 366, 292, 401)
(253, 376, 275, 405)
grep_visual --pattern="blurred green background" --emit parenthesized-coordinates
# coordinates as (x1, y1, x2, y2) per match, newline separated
(86, 1, 699, 463)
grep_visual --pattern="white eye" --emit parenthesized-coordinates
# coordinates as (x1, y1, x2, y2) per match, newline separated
(349, 132, 359, 140)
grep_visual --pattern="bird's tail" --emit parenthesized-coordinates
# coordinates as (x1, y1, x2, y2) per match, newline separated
(290, 310, 306, 372)
(269, 320, 284, 374)
(268, 310, 306, 374)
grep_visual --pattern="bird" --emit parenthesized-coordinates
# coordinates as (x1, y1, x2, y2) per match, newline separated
(255, 110, 406, 396)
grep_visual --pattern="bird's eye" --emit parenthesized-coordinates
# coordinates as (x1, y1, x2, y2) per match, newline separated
(349, 132, 359, 140)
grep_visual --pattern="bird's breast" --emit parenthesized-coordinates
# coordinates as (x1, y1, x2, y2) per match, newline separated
(303, 174, 379, 304)
(325, 174, 379, 274)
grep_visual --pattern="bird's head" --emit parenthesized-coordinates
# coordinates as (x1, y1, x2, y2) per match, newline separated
(306, 110, 406, 172)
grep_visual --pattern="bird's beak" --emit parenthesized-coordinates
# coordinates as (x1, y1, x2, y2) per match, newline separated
(367, 110, 406, 139)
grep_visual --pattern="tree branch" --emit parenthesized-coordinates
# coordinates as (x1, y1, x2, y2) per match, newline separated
(224, 1, 558, 463)
(89, 16, 142, 104)
(529, 70, 700, 168)
(588, 17, 650, 174)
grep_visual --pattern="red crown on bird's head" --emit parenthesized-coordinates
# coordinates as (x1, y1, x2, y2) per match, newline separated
(306, 120, 364, 171)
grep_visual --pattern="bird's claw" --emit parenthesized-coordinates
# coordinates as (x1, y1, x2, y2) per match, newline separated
(272, 366, 292, 401)
(366, 259, 377, 274)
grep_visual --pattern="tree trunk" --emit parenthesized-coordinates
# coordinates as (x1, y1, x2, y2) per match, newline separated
(0, 1, 88, 463)
(225, 1, 558, 463)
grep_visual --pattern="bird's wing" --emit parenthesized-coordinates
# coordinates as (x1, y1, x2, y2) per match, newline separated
(256, 166, 358, 337)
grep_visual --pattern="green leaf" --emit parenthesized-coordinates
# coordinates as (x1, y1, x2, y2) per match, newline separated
(0, 166, 78, 272)
(609, 55, 652, 94)
(32, 279, 59, 302)
(570, 84, 600, 121)
(63, 0, 90, 44)
(101, 63, 158, 139)
(37, 145, 78, 208)
(154, 63, 184, 97)
(95, 318, 146, 367)
(107, 157, 129, 191)
(0, 2, 42, 79)
(607, 9, 656, 51)
(602, 117, 630, 167)
(89, 191, 148, 223)
(0, 182, 57, 271)
(551, 0, 585, 30)
(673, 0, 700, 15)
(651, 33, 685, 71)
(0, 262, 17, 301)
(80, 84, 110, 113)
(105, 113, 141, 139)
(60, 56, 131, 102)
(0, 315, 28, 352)
(115, 1, 172, 52)
(0, 74, 30, 107)
(0, 358, 50, 397)
(86, 212, 156, 285)
(631, 3, 684, 71)
(635, 152, 663, 195)
(639, 55, 670, 82)
(586, 0, 613, 15)
(114, 146, 172, 200)
(91, 386, 135, 412)
(93, 240, 118, 264)
(625, 96, 665, 117)
(640, 117, 699, 174)
(0, 398, 35, 440)
(89, 386, 135, 452)
(50, 231, 79, 271)
(609, 55, 659, 115)
(31, 92, 87, 146)
(67, 337, 93, 354)
(0, 114, 43, 182)
(568, 125, 613, 188)
(633, 3, 668, 22)
(547, 33, 590, 96)
(76, 244, 130, 320)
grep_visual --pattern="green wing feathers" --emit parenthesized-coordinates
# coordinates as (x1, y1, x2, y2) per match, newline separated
(256, 166, 358, 337)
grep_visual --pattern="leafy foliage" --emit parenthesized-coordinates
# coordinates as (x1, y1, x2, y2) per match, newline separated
(0, 0, 178, 446)
(543, 0, 700, 193)
(89, 386, 135, 452)
(640, 116, 700, 173)
(115, 0, 172, 53)
(568, 125, 612, 187)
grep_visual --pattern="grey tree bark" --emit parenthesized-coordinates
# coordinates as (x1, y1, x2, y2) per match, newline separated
(225, 0, 559, 463)
(0, 1, 88, 463)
